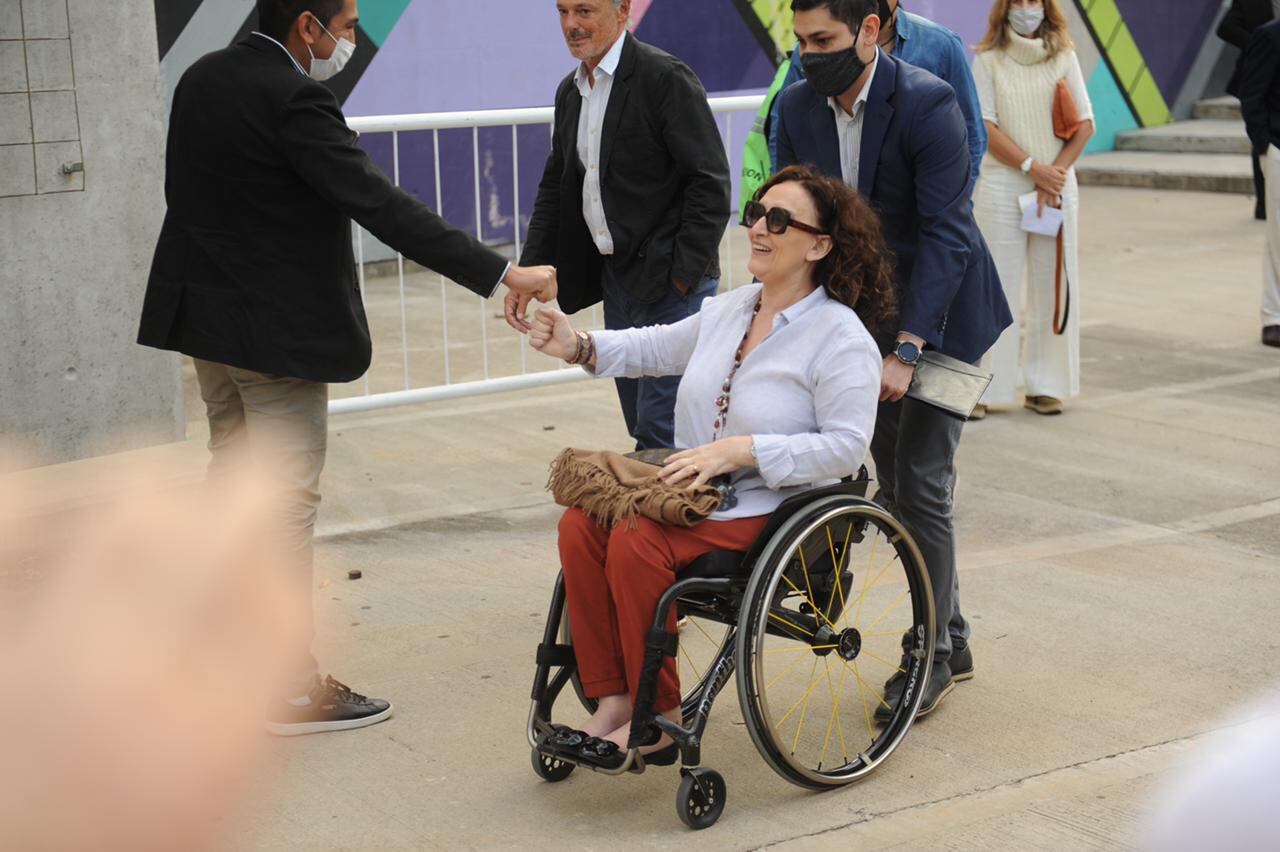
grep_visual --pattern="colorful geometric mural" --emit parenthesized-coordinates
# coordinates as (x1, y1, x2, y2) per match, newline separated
(155, 0, 1232, 143)
(1078, 0, 1172, 128)
(153, 0, 1228, 244)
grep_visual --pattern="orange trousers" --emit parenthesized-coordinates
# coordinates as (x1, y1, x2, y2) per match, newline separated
(557, 508, 768, 713)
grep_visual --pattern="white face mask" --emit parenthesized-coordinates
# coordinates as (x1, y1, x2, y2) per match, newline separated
(1008, 7, 1046, 36)
(306, 18, 356, 81)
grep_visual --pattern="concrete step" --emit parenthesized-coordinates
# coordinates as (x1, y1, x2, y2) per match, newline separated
(1116, 119, 1251, 155)
(1193, 95, 1241, 120)
(1076, 150, 1254, 194)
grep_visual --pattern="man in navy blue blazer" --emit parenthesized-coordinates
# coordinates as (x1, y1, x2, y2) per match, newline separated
(776, 0, 1012, 719)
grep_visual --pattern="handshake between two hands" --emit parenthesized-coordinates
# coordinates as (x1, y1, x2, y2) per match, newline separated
(496, 264, 751, 490)
(499, 264, 572, 357)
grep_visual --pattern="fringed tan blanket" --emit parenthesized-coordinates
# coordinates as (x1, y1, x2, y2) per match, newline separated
(546, 448, 722, 528)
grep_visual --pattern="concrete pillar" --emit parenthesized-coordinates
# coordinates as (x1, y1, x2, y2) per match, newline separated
(0, 0, 182, 467)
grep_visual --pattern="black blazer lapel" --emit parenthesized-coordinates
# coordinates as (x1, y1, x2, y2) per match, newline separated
(858, 51, 896, 198)
(807, 97, 842, 179)
(560, 84, 583, 175)
(599, 34, 636, 179)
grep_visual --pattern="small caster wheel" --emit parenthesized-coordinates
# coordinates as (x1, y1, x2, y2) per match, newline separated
(531, 748, 575, 782)
(676, 768, 726, 830)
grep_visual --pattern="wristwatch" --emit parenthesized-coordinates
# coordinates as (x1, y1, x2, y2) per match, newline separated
(1020, 156, 1034, 174)
(892, 340, 922, 366)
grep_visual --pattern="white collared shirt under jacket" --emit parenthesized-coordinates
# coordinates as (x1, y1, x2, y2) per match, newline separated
(574, 31, 627, 256)
(827, 49, 880, 191)
(589, 284, 883, 520)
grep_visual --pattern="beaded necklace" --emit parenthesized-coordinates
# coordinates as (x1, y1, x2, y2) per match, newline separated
(712, 297, 763, 440)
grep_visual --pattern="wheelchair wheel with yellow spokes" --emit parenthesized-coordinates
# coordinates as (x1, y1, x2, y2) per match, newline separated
(736, 496, 935, 788)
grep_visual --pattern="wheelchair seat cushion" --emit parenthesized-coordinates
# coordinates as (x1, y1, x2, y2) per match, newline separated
(678, 549, 749, 579)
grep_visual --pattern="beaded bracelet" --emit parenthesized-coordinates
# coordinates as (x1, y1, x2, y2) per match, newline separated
(567, 331, 595, 366)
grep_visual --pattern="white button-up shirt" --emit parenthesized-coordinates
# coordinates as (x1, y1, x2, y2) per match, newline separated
(574, 31, 627, 256)
(827, 49, 879, 191)
(589, 284, 882, 520)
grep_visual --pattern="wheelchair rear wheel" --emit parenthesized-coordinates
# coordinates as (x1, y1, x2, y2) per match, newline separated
(736, 496, 935, 788)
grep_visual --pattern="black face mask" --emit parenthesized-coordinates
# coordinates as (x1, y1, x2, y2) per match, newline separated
(800, 45, 869, 98)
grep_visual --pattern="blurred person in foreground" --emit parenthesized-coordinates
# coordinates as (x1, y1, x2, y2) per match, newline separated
(1142, 691, 1280, 850)
(1239, 15, 1280, 348)
(0, 474, 296, 851)
(510, 0, 731, 451)
(137, 0, 558, 735)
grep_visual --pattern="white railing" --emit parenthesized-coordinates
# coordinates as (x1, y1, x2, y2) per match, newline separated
(330, 94, 765, 416)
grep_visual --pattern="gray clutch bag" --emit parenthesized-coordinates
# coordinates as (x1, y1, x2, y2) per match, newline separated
(905, 351, 993, 421)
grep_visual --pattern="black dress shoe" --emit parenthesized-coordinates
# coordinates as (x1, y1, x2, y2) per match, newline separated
(1264, 325, 1280, 348)
(875, 660, 954, 721)
(950, 642, 975, 682)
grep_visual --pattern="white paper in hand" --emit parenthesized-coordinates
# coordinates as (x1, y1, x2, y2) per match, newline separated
(1018, 190, 1063, 237)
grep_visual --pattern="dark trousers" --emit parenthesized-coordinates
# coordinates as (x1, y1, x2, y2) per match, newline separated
(1254, 148, 1268, 220)
(600, 265, 718, 450)
(869, 396, 969, 664)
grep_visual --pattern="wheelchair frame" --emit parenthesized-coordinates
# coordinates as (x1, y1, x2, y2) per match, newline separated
(527, 476, 936, 829)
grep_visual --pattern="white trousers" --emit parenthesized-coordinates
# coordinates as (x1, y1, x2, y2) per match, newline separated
(974, 163, 1081, 405)
(1261, 146, 1280, 326)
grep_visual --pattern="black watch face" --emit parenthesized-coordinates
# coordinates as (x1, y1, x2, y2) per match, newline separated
(897, 342, 921, 364)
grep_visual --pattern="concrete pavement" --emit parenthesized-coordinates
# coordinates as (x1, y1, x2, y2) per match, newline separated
(7, 185, 1280, 849)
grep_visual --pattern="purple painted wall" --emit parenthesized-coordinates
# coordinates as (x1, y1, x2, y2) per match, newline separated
(1115, 0, 1223, 104)
(344, 1, 781, 250)
(339, 0, 1224, 252)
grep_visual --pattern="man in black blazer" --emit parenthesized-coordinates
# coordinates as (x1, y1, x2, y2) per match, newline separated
(509, 0, 731, 450)
(777, 0, 1012, 719)
(138, 0, 556, 735)
(1219, 0, 1278, 219)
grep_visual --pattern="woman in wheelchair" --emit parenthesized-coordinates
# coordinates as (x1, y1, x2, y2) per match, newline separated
(525, 165, 897, 772)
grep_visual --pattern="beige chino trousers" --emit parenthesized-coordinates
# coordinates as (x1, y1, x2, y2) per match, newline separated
(194, 358, 328, 691)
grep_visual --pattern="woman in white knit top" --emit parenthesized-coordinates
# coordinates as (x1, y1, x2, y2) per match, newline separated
(971, 0, 1094, 416)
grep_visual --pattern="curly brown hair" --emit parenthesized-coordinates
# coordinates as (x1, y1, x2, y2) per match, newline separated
(752, 165, 897, 332)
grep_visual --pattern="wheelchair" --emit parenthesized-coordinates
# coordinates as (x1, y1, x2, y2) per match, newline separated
(526, 471, 937, 830)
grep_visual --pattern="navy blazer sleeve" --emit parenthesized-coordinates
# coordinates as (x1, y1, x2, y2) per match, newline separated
(1241, 26, 1280, 154)
(280, 84, 507, 296)
(901, 84, 973, 347)
(774, 87, 799, 173)
(769, 47, 806, 166)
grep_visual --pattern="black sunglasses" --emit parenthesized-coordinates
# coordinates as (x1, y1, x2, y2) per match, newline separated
(742, 201, 827, 236)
